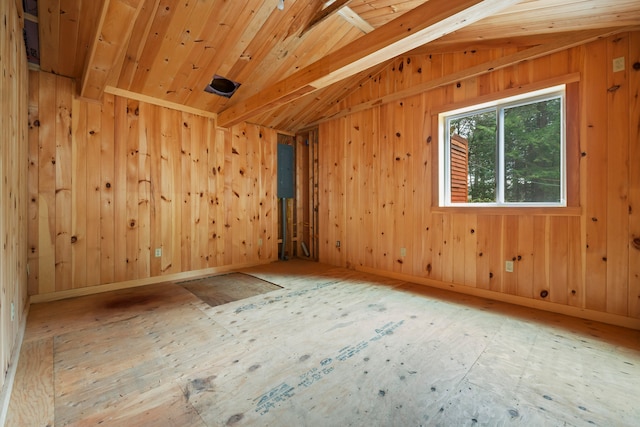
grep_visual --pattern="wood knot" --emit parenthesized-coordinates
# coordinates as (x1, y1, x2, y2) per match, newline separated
(70, 235, 78, 243)
(632, 237, 640, 250)
(607, 85, 621, 92)
(633, 62, 640, 71)
(540, 290, 549, 298)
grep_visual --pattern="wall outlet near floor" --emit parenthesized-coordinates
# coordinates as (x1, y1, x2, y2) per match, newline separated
(155, 248, 162, 257)
(336, 240, 341, 248)
(11, 302, 15, 322)
(505, 260, 514, 273)
(258, 238, 263, 247)
(400, 247, 407, 257)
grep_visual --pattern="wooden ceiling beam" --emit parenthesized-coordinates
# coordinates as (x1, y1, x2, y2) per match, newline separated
(301, 0, 354, 36)
(79, 0, 144, 101)
(103, 85, 217, 119)
(310, 26, 633, 126)
(218, 0, 521, 128)
(338, 6, 374, 34)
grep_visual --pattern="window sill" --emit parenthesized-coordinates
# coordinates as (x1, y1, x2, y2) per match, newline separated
(431, 206, 582, 216)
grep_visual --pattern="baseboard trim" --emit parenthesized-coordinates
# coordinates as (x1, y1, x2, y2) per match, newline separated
(0, 298, 30, 426)
(356, 266, 640, 331)
(30, 260, 275, 304)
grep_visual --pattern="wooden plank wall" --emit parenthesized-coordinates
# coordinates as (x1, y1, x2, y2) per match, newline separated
(319, 32, 640, 322)
(27, 71, 277, 295)
(1, 0, 29, 397)
(37, 0, 103, 78)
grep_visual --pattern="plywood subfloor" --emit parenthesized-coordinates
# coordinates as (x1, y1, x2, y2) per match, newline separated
(7, 260, 640, 426)
(178, 273, 282, 307)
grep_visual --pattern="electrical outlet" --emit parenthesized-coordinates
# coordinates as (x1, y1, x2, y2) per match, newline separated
(11, 302, 15, 322)
(336, 240, 341, 248)
(400, 247, 406, 257)
(613, 56, 625, 72)
(258, 238, 263, 247)
(155, 248, 162, 257)
(505, 260, 514, 273)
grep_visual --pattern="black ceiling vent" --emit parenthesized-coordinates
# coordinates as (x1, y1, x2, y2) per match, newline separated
(205, 75, 241, 98)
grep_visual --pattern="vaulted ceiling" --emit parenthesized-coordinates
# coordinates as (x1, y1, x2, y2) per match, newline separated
(31, 0, 640, 132)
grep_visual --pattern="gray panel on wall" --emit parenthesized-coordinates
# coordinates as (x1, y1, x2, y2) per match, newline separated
(277, 144, 294, 198)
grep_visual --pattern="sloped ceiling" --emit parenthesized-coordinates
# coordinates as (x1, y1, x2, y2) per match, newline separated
(33, 0, 640, 132)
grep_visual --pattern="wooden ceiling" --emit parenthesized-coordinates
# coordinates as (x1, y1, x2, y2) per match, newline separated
(32, 0, 640, 132)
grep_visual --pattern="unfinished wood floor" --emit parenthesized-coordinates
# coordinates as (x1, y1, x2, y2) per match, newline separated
(7, 260, 640, 426)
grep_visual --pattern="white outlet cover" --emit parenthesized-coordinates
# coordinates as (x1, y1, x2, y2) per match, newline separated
(613, 56, 625, 72)
(505, 261, 514, 273)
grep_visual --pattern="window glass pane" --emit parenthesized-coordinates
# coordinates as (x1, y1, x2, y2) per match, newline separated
(449, 111, 497, 203)
(503, 98, 561, 203)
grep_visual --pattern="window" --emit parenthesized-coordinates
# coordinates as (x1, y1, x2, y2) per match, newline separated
(439, 85, 566, 207)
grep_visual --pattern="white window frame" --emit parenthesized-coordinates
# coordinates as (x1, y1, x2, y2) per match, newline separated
(438, 85, 567, 208)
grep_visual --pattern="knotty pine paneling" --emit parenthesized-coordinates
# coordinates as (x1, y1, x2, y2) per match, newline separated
(37, 0, 102, 78)
(1, 0, 29, 396)
(27, 71, 278, 295)
(318, 118, 347, 267)
(319, 32, 640, 321)
(629, 32, 640, 319)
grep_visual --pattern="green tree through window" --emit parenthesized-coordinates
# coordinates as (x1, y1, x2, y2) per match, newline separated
(503, 98, 561, 203)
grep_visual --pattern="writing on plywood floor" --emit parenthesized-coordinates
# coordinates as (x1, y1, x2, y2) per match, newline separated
(178, 272, 282, 307)
(7, 260, 640, 426)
